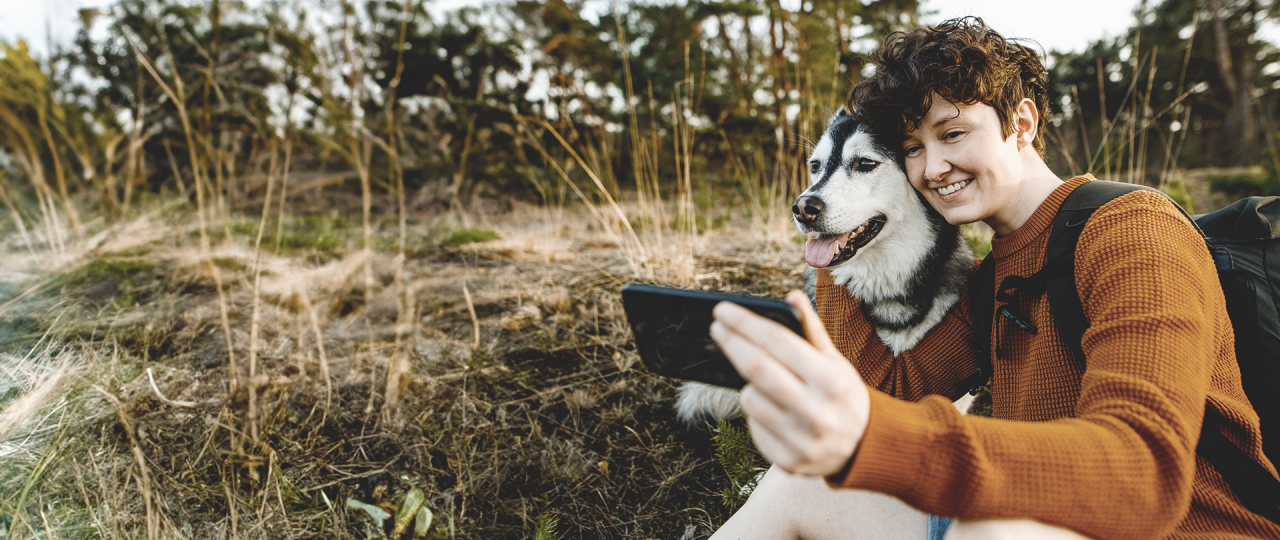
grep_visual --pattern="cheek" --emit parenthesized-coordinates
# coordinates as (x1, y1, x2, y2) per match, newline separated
(904, 160, 928, 192)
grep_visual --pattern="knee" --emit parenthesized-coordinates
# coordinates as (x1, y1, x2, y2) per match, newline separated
(945, 519, 1093, 540)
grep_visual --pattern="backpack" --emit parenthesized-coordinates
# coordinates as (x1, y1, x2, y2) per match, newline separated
(962, 180, 1280, 523)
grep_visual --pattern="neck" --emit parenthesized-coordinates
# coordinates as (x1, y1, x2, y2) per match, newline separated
(986, 152, 1061, 237)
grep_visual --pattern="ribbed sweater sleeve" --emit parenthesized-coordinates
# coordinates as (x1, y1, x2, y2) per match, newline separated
(818, 179, 1279, 539)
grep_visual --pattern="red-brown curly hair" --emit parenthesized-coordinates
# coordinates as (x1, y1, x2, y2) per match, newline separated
(849, 17, 1050, 156)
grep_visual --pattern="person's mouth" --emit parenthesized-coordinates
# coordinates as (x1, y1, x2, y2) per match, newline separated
(934, 179, 971, 197)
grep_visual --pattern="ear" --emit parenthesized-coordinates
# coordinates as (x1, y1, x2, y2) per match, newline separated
(1014, 98, 1039, 149)
(829, 106, 853, 126)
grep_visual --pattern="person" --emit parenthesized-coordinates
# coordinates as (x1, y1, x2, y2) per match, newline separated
(707, 17, 1280, 540)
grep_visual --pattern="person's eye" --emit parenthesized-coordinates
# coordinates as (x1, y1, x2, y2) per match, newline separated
(904, 145, 922, 157)
(810, 161, 821, 174)
(854, 158, 879, 172)
(945, 130, 965, 141)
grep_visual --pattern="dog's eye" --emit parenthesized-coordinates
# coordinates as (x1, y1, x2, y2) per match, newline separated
(810, 161, 821, 174)
(854, 158, 879, 172)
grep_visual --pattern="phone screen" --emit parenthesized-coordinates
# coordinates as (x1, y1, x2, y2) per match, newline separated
(621, 284, 804, 389)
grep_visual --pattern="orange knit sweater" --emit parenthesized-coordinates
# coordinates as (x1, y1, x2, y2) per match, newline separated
(816, 176, 1280, 539)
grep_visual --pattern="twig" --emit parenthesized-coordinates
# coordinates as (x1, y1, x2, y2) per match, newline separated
(93, 385, 159, 540)
(145, 368, 198, 408)
(224, 483, 241, 540)
(296, 290, 332, 425)
(463, 278, 480, 349)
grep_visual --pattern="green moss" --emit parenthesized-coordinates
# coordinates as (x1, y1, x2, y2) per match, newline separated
(441, 228, 500, 248)
(276, 215, 349, 256)
(0, 316, 45, 358)
(695, 210, 731, 232)
(1205, 169, 1277, 197)
(53, 258, 153, 288)
(212, 257, 247, 271)
(211, 215, 351, 260)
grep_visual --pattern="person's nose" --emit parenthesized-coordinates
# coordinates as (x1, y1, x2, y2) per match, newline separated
(923, 146, 951, 185)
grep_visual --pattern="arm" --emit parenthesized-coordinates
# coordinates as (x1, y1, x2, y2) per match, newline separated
(828, 192, 1220, 539)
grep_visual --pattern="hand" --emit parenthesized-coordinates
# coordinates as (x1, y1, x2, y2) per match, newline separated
(710, 290, 871, 476)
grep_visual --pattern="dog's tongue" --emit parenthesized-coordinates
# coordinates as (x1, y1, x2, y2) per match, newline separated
(805, 232, 852, 268)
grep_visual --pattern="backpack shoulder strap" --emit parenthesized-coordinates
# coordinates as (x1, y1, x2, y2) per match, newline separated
(1045, 180, 1158, 365)
(960, 180, 1161, 393)
(960, 253, 996, 396)
(1050, 183, 1280, 524)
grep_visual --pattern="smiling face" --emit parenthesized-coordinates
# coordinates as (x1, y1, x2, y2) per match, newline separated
(901, 97, 1040, 234)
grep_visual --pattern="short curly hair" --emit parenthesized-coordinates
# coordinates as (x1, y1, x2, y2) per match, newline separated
(849, 17, 1050, 156)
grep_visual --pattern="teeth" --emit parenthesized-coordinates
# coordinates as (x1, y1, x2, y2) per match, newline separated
(936, 180, 971, 196)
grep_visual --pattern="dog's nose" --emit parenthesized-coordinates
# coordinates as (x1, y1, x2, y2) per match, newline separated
(792, 195, 824, 224)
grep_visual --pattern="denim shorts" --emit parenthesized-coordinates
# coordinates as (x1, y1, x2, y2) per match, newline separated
(927, 514, 954, 540)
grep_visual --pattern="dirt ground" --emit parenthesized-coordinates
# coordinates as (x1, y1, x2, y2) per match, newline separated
(0, 194, 809, 539)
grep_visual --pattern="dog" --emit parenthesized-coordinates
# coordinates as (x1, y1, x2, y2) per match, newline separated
(675, 108, 975, 426)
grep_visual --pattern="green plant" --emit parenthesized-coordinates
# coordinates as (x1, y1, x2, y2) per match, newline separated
(712, 418, 767, 511)
(1204, 169, 1276, 197)
(533, 510, 563, 540)
(962, 223, 993, 259)
(1256, 133, 1280, 196)
(1160, 176, 1196, 213)
(441, 227, 500, 248)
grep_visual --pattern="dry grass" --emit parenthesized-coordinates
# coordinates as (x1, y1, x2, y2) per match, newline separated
(0, 188, 808, 539)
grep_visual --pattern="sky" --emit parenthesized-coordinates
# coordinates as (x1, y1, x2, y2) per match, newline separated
(1, 0, 1146, 59)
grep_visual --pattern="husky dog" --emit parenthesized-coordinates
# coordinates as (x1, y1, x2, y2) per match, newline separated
(675, 108, 974, 426)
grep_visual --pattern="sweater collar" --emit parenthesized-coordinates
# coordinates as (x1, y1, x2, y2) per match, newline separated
(990, 175, 1095, 259)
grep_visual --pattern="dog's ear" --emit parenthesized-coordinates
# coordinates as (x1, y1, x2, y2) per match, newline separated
(829, 106, 853, 125)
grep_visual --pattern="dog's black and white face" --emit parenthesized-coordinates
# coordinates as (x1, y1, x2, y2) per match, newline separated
(796, 109, 940, 286)
(795, 109, 902, 269)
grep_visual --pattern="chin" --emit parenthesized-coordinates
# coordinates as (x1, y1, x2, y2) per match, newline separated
(930, 203, 981, 227)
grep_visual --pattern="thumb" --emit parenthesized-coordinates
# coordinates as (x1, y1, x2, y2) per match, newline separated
(786, 290, 839, 355)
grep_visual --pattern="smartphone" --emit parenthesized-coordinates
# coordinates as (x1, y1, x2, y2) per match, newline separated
(620, 283, 806, 389)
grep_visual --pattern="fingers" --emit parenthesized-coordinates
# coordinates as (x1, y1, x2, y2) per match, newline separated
(711, 319, 810, 401)
(712, 299, 842, 385)
(711, 292, 870, 477)
(742, 387, 858, 475)
(786, 290, 838, 355)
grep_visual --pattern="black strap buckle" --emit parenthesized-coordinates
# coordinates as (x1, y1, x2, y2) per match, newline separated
(960, 365, 989, 396)
(998, 305, 1038, 334)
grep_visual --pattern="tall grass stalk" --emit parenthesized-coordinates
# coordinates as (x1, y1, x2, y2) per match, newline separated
(1048, 19, 1199, 195)
(0, 51, 69, 255)
(519, 15, 704, 284)
(127, 34, 240, 400)
(246, 144, 283, 442)
(382, 0, 415, 419)
(0, 173, 38, 260)
(338, 0, 378, 304)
